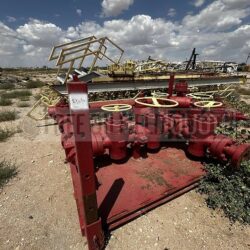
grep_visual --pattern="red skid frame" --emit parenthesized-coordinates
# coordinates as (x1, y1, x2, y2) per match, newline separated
(65, 80, 205, 250)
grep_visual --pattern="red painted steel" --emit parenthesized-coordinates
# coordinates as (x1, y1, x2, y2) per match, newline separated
(95, 148, 205, 230)
(48, 78, 250, 250)
(106, 112, 129, 160)
(89, 99, 135, 110)
(67, 80, 105, 250)
(187, 114, 250, 168)
(175, 81, 188, 96)
(168, 73, 175, 97)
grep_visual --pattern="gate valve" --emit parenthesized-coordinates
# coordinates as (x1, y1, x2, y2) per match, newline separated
(149, 82, 191, 108)
(130, 124, 149, 159)
(131, 124, 148, 144)
(175, 81, 188, 97)
(100, 104, 132, 161)
(187, 93, 213, 100)
(134, 105, 152, 125)
(223, 143, 250, 169)
(144, 112, 164, 150)
(171, 114, 190, 138)
(163, 115, 174, 134)
(135, 96, 179, 108)
(188, 133, 250, 168)
(193, 100, 223, 109)
(188, 114, 220, 158)
(59, 118, 76, 164)
(204, 135, 250, 168)
(135, 97, 179, 150)
(191, 113, 219, 138)
(91, 125, 111, 156)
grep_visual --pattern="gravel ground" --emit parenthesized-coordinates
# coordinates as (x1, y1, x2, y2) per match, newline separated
(0, 73, 249, 250)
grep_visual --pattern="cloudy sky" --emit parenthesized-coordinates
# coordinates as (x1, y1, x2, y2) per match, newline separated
(0, 0, 250, 67)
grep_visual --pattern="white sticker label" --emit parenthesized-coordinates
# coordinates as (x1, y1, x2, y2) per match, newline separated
(69, 93, 89, 110)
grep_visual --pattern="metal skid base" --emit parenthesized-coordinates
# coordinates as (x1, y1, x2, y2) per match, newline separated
(58, 81, 211, 250)
(49, 79, 250, 250)
(93, 147, 205, 230)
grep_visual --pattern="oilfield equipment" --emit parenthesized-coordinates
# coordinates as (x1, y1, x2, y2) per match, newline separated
(48, 36, 124, 84)
(29, 37, 250, 250)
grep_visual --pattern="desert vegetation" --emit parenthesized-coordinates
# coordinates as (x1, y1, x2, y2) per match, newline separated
(0, 160, 17, 188)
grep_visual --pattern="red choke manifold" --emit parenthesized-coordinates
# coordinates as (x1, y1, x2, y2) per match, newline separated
(48, 90, 250, 169)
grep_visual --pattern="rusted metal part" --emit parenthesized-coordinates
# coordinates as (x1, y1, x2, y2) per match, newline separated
(83, 193, 99, 225)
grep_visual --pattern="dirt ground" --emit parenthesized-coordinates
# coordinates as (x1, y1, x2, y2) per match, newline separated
(0, 72, 250, 250)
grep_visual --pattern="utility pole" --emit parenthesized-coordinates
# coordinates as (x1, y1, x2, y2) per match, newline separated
(185, 48, 199, 70)
(246, 52, 250, 64)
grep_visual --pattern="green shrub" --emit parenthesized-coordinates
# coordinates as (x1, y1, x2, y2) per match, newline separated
(0, 111, 17, 122)
(236, 87, 250, 96)
(0, 128, 15, 141)
(0, 98, 12, 106)
(0, 160, 17, 187)
(215, 122, 250, 143)
(225, 93, 250, 115)
(25, 80, 44, 89)
(200, 116, 250, 224)
(1, 90, 32, 99)
(198, 161, 250, 224)
(18, 96, 30, 101)
(0, 83, 15, 90)
(17, 102, 30, 107)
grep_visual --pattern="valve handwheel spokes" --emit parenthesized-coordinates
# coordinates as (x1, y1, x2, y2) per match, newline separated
(187, 93, 213, 100)
(151, 91, 169, 98)
(135, 97, 179, 108)
(101, 103, 132, 112)
(194, 100, 223, 108)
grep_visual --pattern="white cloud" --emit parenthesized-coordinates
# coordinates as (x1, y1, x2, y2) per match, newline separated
(0, 0, 250, 67)
(101, 0, 134, 17)
(76, 9, 82, 16)
(184, 0, 250, 31)
(0, 22, 24, 56)
(192, 0, 206, 7)
(16, 19, 65, 47)
(167, 8, 176, 17)
(68, 15, 178, 50)
(222, 0, 250, 9)
(202, 25, 250, 60)
(6, 16, 16, 22)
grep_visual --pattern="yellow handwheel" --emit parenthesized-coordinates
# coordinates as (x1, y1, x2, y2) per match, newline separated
(194, 100, 223, 108)
(135, 97, 179, 108)
(101, 103, 132, 112)
(151, 91, 169, 98)
(187, 93, 213, 100)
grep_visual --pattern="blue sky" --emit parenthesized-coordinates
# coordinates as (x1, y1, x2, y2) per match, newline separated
(1, 0, 210, 28)
(0, 0, 250, 66)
